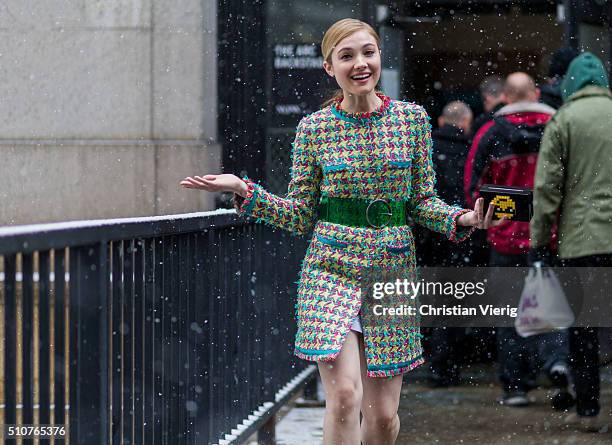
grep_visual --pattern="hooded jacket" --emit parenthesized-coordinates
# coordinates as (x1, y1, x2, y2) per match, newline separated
(560, 52, 609, 100)
(531, 53, 612, 258)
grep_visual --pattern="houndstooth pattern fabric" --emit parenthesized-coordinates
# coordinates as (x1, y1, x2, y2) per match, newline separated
(237, 95, 474, 377)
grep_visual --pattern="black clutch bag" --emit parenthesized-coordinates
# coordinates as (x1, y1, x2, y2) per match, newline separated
(479, 184, 533, 222)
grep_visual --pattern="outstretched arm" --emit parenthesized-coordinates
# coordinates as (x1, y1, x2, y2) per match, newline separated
(180, 117, 322, 236)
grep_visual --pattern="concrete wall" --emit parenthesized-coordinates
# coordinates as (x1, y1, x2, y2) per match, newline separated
(0, 0, 219, 225)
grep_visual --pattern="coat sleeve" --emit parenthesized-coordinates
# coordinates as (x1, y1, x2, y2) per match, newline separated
(408, 107, 475, 242)
(530, 117, 566, 248)
(234, 117, 322, 236)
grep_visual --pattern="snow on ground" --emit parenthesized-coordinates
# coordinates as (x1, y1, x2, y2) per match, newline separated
(275, 406, 325, 445)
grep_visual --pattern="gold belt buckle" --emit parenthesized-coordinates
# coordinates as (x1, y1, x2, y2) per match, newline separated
(366, 199, 393, 228)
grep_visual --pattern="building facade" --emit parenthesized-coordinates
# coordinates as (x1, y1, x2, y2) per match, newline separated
(0, 0, 220, 225)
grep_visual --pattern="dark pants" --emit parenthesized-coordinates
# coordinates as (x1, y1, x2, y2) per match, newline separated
(497, 326, 568, 393)
(424, 234, 468, 383)
(429, 327, 465, 384)
(562, 253, 612, 416)
(568, 327, 600, 416)
(490, 250, 570, 393)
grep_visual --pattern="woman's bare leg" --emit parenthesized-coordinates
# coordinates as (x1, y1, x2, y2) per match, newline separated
(359, 336, 403, 445)
(318, 331, 363, 445)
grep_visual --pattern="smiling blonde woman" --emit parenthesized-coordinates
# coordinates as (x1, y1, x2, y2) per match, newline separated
(181, 18, 499, 445)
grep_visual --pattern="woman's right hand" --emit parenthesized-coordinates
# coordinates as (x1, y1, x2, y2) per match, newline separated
(179, 174, 249, 197)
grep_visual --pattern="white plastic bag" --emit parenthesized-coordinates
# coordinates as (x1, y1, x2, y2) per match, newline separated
(515, 265, 575, 337)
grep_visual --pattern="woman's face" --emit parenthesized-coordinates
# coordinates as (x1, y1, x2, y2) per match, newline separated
(324, 30, 381, 97)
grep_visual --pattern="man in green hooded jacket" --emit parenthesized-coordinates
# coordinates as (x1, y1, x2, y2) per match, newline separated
(530, 52, 612, 430)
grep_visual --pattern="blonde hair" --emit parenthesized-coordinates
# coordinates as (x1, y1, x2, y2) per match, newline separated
(321, 19, 381, 107)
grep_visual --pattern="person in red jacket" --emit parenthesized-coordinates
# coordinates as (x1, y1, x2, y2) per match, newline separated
(465, 72, 573, 409)
(466, 72, 555, 254)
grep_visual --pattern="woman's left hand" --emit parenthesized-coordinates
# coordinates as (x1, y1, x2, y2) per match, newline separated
(457, 197, 505, 229)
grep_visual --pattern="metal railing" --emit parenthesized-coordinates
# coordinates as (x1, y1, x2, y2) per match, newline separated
(0, 210, 314, 444)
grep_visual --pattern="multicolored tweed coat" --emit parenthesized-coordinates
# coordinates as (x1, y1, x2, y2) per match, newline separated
(236, 94, 474, 377)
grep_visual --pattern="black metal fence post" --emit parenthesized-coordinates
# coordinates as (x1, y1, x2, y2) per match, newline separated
(4, 254, 17, 427)
(22, 253, 34, 427)
(39, 250, 51, 426)
(68, 242, 109, 444)
(53, 248, 67, 431)
(111, 241, 123, 443)
(133, 239, 145, 445)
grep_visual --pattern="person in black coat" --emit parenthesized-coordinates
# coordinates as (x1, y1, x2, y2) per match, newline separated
(423, 100, 473, 267)
(420, 101, 473, 386)
(432, 102, 472, 205)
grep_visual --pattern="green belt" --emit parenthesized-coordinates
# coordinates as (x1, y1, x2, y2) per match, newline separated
(318, 196, 409, 228)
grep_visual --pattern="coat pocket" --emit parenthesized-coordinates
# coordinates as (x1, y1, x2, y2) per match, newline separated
(384, 157, 413, 197)
(315, 233, 349, 249)
(388, 159, 412, 169)
(386, 244, 412, 254)
(385, 227, 415, 256)
(322, 162, 349, 173)
(305, 231, 360, 279)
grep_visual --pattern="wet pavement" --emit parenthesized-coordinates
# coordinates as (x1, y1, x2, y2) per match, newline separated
(265, 364, 612, 445)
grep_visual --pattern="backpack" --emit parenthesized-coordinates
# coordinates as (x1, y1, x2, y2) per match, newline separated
(493, 117, 546, 155)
